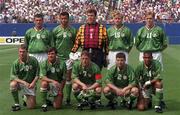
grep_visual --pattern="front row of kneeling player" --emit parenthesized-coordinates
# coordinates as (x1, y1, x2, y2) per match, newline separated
(10, 44, 166, 113)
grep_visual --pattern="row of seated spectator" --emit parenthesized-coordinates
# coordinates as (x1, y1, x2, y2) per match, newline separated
(0, 0, 179, 23)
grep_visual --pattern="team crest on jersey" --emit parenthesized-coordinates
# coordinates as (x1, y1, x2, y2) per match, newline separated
(29, 65, 33, 70)
(121, 33, 125, 37)
(36, 34, 41, 39)
(25, 65, 30, 71)
(51, 67, 55, 73)
(88, 74, 91, 78)
(69, 33, 72, 38)
(63, 32, 67, 38)
(153, 33, 158, 37)
(41, 35, 46, 39)
(123, 75, 127, 80)
(56, 68, 60, 72)
(139, 76, 142, 80)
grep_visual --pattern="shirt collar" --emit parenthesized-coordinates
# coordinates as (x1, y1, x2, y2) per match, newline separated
(34, 27, 44, 31)
(19, 55, 29, 64)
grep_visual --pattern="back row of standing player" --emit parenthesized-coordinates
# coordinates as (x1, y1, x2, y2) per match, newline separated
(10, 8, 168, 112)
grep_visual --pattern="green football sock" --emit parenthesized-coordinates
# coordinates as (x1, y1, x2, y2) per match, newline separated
(155, 88, 164, 106)
(73, 90, 81, 102)
(66, 82, 72, 101)
(104, 92, 116, 102)
(95, 93, 101, 101)
(40, 89, 47, 105)
(11, 90, 19, 104)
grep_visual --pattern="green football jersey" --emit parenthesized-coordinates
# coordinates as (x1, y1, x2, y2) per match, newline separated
(135, 26, 168, 52)
(52, 26, 76, 61)
(72, 61, 101, 85)
(25, 28, 52, 53)
(40, 59, 67, 83)
(135, 60, 162, 85)
(105, 64, 136, 88)
(10, 56, 39, 83)
(107, 25, 133, 52)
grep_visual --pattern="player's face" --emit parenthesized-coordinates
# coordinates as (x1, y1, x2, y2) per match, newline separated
(34, 17, 43, 29)
(48, 51, 56, 63)
(114, 15, 123, 26)
(60, 15, 69, 27)
(145, 15, 154, 28)
(116, 57, 125, 69)
(143, 53, 153, 67)
(87, 13, 96, 24)
(18, 48, 27, 61)
(81, 55, 90, 67)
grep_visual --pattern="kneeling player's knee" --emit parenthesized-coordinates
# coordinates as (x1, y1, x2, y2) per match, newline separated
(10, 81, 18, 91)
(95, 87, 102, 93)
(41, 81, 48, 88)
(103, 86, 110, 94)
(154, 81, 163, 88)
(131, 87, 139, 96)
(72, 83, 79, 90)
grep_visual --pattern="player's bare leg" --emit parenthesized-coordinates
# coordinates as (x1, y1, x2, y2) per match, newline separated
(26, 95, 36, 109)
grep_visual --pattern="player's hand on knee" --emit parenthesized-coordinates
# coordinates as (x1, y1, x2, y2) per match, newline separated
(53, 81, 61, 89)
(23, 81, 30, 88)
(116, 89, 123, 96)
(28, 82, 35, 89)
(82, 84, 88, 91)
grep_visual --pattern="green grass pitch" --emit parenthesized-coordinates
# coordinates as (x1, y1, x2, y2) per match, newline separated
(0, 45, 180, 115)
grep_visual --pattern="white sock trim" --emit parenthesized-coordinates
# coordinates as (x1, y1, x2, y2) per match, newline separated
(66, 81, 72, 85)
(40, 88, 47, 92)
(156, 88, 163, 93)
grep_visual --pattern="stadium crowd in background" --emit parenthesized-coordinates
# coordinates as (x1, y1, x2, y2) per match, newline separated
(0, 0, 179, 23)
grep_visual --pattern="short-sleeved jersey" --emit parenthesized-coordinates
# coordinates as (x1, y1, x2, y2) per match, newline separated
(105, 64, 136, 88)
(72, 61, 101, 85)
(10, 56, 39, 83)
(135, 60, 162, 85)
(40, 59, 67, 83)
(25, 28, 52, 53)
(52, 26, 76, 61)
(135, 26, 168, 52)
(107, 25, 133, 52)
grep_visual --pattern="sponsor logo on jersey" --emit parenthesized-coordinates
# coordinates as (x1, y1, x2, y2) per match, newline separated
(41, 35, 46, 39)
